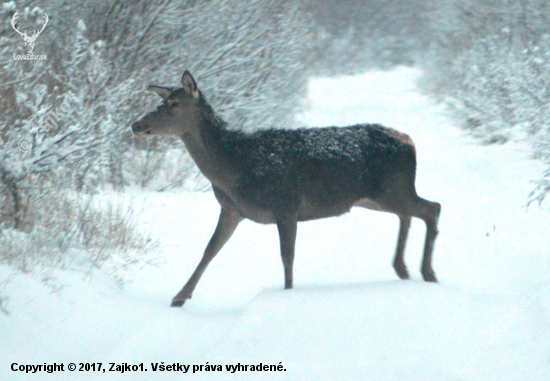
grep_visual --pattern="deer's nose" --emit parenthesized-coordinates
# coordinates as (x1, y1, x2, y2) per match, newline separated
(131, 121, 150, 135)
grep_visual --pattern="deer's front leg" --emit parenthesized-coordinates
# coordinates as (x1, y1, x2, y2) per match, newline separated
(276, 212, 298, 290)
(172, 208, 243, 307)
(393, 215, 412, 280)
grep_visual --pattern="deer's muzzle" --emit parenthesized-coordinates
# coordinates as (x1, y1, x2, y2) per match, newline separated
(131, 121, 151, 136)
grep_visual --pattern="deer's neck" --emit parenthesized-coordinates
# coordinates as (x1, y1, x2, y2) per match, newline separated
(180, 109, 236, 189)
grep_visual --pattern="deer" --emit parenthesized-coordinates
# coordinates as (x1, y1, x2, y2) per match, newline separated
(131, 70, 441, 307)
(11, 11, 49, 54)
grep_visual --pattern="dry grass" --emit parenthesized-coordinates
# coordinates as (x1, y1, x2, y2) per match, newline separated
(0, 190, 158, 291)
(0, 290, 8, 316)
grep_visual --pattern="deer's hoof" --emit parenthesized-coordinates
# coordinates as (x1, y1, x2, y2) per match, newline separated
(422, 270, 438, 283)
(396, 271, 410, 280)
(171, 299, 185, 307)
(394, 265, 410, 280)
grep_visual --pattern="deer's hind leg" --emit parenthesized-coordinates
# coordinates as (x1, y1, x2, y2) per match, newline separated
(386, 195, 441, 282)
(410, 197, 441, 282)
(354, 199, 412, 281)
(355, 192, 441, 282)
(172, 208, 243, 307)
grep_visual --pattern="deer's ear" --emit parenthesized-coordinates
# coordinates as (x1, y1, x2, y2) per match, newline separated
(148, 85, 172, 100)
(181, 70, 199, 99)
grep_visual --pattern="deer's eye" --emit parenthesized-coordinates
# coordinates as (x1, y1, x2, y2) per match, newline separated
(170, 101, 179, 107)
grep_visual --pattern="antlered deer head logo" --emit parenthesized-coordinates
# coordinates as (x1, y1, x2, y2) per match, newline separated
(11, 11, 48, 54)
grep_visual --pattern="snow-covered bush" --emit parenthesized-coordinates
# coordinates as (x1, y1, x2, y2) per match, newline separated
(422, 0, 550, 202)
(429, 33, 550, 143)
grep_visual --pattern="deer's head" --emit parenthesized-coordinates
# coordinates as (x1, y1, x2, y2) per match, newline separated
(11, 11, 48, 54)
(131, 70, 200, 137)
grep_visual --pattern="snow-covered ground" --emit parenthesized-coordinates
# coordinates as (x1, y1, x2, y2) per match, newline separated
(1, 68, 550, 380)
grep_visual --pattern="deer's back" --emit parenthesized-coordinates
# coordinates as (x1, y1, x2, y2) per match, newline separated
(219, 124, 417, 222)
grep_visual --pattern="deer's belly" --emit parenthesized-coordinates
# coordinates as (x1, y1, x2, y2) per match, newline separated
(213, 187, 276, 223)
(233, 203, 354, 224)
(296, 198, 354, 221)
(215, 191, 354, 224)
(213, 187, 358, 224)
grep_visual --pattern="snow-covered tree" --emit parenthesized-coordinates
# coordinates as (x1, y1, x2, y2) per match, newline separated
(423, 0, 550, 202)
